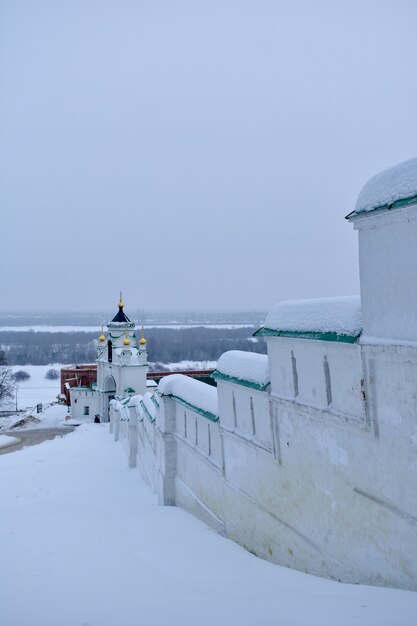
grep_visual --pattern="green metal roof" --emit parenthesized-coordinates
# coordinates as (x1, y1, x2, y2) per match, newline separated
(253, 328, 360, 343)
(141, 400, 155, 423)
(210, 370, 269, 391)
(170, 394, 218, 422)
(345, 193, 417, 220)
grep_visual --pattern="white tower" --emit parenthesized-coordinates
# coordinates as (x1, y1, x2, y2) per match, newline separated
(96, 293, 148, 422)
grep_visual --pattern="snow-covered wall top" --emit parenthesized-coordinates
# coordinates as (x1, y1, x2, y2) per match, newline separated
(127, 395, 145, 421)
(354, 156, 417, 214)
(142, 392, 157, 422)
(158, 374, 218, 419)
(260, 296, 362, 338)
(213, 350, 269, 389)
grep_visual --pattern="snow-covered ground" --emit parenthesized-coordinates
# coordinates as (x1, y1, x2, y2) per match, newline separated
(0, 434, 20, 449)
(0, 365, 68, 432)
(0, 425, 416, 626)
(10, 364, 65, 409)
(0, 404, 70, 432)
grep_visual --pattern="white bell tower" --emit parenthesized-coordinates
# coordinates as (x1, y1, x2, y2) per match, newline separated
(96, 293, 149, 422)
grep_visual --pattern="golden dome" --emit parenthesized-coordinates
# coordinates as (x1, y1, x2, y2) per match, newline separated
(139, 326, 147, 346)
(98, 325, 106, 342)
(123, 332, 131, 346)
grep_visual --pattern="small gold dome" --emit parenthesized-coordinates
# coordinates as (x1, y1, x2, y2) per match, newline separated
(139, 326, 147, 346)
(98, 325, 106, 342)
(123, 332, 131, 346)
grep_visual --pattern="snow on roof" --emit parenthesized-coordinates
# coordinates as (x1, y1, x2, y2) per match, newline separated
(158, 374, 218, 418)
(128, 394, 143, 409)
(354, 156, 417, 215)
(262, 296, 362, 337)
(142, 392, 157, 421)
(215, 351, 269, 386)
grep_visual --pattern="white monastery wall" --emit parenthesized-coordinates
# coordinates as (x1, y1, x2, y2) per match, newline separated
(109, 336, 417, 591)
(267, 338, 364, 420)
(355, 206, 417, 342)
(70, 388, 99, 421)
(107, 160, 417, 591)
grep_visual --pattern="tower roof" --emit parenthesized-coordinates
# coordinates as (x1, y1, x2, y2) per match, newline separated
(111, 292, 131, 323)
(111, 307, 131, 323)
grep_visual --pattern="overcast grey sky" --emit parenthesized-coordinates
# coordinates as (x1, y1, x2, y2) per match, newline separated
(1, 0, 417, 313)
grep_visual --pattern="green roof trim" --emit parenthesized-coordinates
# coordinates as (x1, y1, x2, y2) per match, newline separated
(253, 327, 360, 343)
(346, 193, 417, 220)
(210, 370, 269, 391)
(170, 394, 218, 422)
(124, 387, 136, 394)
(141, 401, 155, 423)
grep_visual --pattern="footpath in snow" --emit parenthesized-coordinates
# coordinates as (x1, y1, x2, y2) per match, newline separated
(0, 425, 416, 626)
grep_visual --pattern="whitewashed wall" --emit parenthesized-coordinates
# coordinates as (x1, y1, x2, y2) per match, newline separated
(353, 205, 417, 342)
(70, 388, 99, 421)
(267, 337, 365, 421)
(110, 340, 417, 593)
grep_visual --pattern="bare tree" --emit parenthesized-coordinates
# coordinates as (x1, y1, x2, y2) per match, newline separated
(0, 348, 7, 366)
(0, 366, 15, 408)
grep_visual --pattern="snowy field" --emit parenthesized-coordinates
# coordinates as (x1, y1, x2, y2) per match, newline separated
(10, 364, 65, 409)
(0, 425, 416, 626)
(0, 404, 70, 432)
(0, 366, 68, 432)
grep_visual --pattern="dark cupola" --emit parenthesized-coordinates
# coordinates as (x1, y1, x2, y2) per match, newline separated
(111, 292, 131, 323)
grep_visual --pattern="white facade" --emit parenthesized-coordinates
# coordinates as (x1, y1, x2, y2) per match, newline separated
(70, 298, 148, 422)
(108, 159, 417, 591)
(354, 205, 417, 342)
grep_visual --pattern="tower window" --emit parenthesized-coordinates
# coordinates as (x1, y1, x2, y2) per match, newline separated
(84, 406, 90, 416)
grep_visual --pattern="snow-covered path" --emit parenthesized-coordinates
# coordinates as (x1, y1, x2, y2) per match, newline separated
(0, 425, 416, 626)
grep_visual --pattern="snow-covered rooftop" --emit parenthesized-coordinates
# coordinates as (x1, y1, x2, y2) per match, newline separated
(213, 351, 269, 388)
(158, 374, 218, 418)
(260, 296, 362, 339)
(128, 394, 143, 411)
(353, 156, 417, 215)
(142, 392, 157, 421)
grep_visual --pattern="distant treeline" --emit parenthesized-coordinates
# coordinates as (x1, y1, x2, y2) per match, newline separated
(0, 327, 266, 366)
(0, 310, 265, 327)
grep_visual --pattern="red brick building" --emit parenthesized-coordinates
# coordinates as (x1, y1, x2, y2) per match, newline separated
(61, 365, 97, 404)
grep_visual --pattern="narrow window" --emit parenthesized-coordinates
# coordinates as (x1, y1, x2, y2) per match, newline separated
(107, 339, 113, 363)
(250, 396, 256, 435)
(291, 350, 299, 397)
(324, 355, 332, 405)
(84, 406, 89, 416)
(232, 392, 237, 428)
